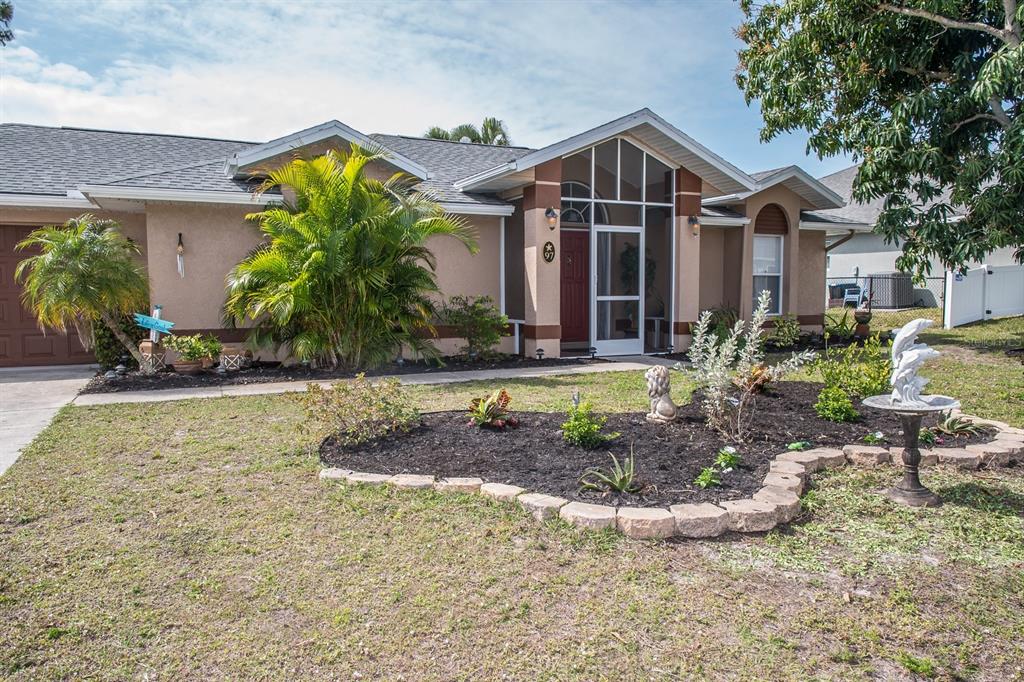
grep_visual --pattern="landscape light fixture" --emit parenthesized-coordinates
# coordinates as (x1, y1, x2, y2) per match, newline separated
(545, 207, 559, 230)
(535, 348, 545, 360)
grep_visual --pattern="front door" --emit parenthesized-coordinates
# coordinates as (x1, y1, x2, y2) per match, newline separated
(593, 226, 644, 355)
(560, 231, 589, 343)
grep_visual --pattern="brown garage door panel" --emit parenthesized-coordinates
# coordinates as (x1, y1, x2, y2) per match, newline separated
(1, 224, 96, 367)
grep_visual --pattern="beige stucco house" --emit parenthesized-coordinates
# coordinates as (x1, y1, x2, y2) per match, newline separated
(0, 109, 865, 367)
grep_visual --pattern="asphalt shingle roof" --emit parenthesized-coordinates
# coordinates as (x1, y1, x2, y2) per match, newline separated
(0, 124, 256, 196)
(0, 123, 532, 208)
(369, 134, 534, 205)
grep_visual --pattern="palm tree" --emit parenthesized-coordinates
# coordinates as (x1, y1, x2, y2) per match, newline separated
(224, 145, 478, 369)
(424, 117, 512, 145)
(15, 215, 149, 365)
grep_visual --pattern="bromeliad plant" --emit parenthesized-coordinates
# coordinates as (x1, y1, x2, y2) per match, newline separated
(934, 412, 982, 437)
(682, 290, 815, 442)
(579, 448, 641, 495)
(468, 388, 519, 429)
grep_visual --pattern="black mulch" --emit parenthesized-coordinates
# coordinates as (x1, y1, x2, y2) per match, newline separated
(320, 381, 992, 508)
(80, 356, 607, 394)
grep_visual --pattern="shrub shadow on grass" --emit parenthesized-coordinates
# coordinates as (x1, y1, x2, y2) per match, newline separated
(935, 480, 1024, 517)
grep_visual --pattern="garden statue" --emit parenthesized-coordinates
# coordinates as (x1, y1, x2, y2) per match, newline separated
(889, 319, 941, 407)
(645, 365, 679, 423)
(863, 318, 959, 507)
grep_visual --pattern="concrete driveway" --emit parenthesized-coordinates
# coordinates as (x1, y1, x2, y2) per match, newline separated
(0, 365, 94, 475)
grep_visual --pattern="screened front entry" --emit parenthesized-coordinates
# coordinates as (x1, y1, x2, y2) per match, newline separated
(560, 138, 675, 355)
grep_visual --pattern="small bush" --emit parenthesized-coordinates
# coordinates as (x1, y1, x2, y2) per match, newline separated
(768, 314, 801, 349)
(443, 295, 508, 360)
(919, 428, 938, 446)
(713, 445, 741, 471)
(468, 388, 519, 429)
(164, 334, 222, 362)
(814, 385, 859, 422)
(579, 449, 641, 494)
(694, 466, 721, 489)
(863, 430, 886, 444)
(562, 400, 619, 448)
(787, 440, 811, 451)
(297, 375, 419, 447)
(815, 334, 891, 398)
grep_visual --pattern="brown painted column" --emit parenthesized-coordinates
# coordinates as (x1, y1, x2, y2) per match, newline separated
(672, 167, 702, 350)
(522, 158, 562, 358)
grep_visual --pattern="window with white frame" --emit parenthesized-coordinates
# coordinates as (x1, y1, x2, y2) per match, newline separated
(752, 235, 783, 314)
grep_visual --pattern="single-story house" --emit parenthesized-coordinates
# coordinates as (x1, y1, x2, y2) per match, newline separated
(815, 164, 1019, 279)
(0, 108, 865, 367)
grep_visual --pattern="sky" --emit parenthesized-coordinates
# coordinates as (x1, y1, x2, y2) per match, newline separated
(0, 0, 854, 177)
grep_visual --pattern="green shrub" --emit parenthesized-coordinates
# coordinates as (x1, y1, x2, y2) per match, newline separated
(561, 400, 619, 448)
(297, 375, 420, 446)
(164, 334, 222, 362)
(579, 449, 641, 494)
(713, 445, 741, 470)
(443, 295, 508, 360)
(815, 334, 891, 398)
(768, 314, 801, 348)
(93, 313, 147, 369)
(814, 385, 859, 422)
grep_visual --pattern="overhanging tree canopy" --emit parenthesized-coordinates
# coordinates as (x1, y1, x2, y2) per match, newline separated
(736, 0, 1023, 275)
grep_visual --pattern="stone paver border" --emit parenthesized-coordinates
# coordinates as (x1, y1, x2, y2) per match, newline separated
(319, 412, 1022, 540)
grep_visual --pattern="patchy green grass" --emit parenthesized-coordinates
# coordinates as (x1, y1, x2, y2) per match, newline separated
(1, 318, 1022, 679)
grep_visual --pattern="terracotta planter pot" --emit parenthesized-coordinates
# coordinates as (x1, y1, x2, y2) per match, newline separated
(854, 309, 873, 324)
(201, 357, 215, 369)
(174, 360, 203, 375)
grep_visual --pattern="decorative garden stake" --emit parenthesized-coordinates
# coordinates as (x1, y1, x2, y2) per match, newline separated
(863, 319, 959, 507)
(645, 365, 679, 424)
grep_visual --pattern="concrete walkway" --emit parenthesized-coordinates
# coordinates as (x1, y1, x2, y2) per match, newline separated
(72, 360, 657, 407)
(0, 364, 95, 475)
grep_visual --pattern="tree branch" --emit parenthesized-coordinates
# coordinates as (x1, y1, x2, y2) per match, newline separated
(879, 3, 1017, 46)
(988, 97, 1013, 128)
(898, 66, 952, 81)
(949, 112, 1001, 133)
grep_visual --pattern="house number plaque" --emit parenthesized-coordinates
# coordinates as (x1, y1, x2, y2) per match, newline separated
(542, 241, 555, 263)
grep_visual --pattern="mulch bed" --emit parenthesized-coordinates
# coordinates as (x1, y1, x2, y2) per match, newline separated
(320, 381, 992, 508)
(80, 356, 606, 394)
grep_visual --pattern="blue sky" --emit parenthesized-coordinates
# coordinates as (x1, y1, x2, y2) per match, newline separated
(1, 0, 853, 177)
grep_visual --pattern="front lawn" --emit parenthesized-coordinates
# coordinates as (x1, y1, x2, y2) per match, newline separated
(1, 318, 1022, 679)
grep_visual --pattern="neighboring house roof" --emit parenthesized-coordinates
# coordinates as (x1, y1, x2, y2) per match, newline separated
(809, 163, 963, 225)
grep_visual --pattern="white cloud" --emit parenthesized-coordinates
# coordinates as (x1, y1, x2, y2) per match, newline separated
(0, 0, 851, 174)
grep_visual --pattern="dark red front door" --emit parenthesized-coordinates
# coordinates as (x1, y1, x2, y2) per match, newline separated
(560, 231, 589, 343)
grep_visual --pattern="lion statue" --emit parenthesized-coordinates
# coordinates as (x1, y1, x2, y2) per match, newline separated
(645, 365, 679, 424)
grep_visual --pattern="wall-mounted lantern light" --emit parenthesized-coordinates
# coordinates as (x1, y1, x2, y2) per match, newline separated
(176, 233, 185, 278)
(545, 207, 559, 230)
(687, 215, 700, 237)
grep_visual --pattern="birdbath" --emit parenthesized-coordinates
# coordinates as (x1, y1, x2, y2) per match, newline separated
(862, 319, 959, 508)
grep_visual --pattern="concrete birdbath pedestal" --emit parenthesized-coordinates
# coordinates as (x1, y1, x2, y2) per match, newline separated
(863, 319, 959, 508)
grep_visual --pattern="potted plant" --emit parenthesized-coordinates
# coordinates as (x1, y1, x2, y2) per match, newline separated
(164, 334, 222, 374)
(854, 294, 873, 338)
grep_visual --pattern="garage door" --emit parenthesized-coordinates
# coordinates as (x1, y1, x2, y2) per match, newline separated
(0, 225, 94, 367)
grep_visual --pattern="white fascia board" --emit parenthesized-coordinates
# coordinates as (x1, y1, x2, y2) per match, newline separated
(79, 185, 282, 206)
(455, 108, 757, 193)
(700, 216, 751, 226)
(440, 202, 514, 216)
(228, 120, 431, 180)
(703, 166, 847, 210)
(799, 220, 872, 231)
(0, 193, 97, 209)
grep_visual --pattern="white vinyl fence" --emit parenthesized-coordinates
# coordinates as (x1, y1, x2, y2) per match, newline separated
(944, 264, 1024, 328)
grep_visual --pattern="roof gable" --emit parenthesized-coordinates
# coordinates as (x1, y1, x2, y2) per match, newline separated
(453, 108, 758, 196)
(702, 165, 845, 210)
(226, 120, 431, 180)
